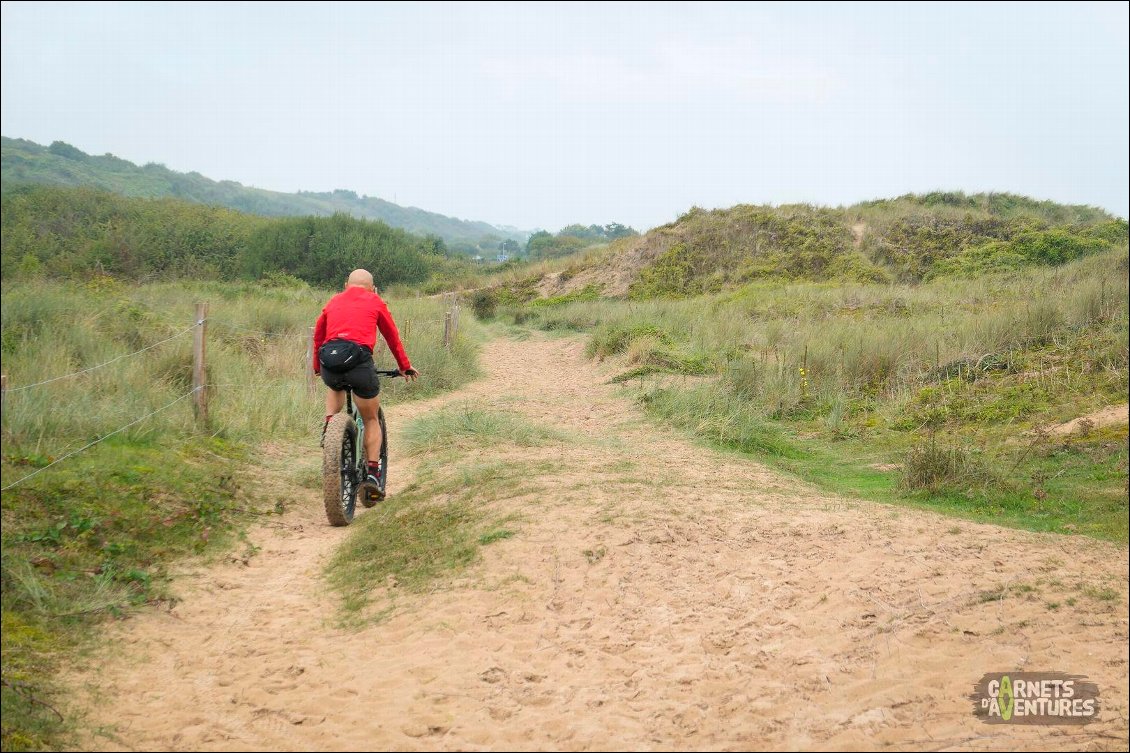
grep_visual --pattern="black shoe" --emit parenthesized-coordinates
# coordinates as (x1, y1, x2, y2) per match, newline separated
(360, 465, 385, 507)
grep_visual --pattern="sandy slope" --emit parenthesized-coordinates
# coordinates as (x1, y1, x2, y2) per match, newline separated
(74, 335, 1129, 751)
(1048, 404, 1129, 437)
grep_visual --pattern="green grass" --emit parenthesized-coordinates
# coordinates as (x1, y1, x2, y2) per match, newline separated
(401, 404, 563, 455)
(527, 284, 602, 308)
(478, 529, 516, 545)
(773, 437, 1125, 540)
(326, 405, 562, 621)
(0, 436, 247, 751)
(637, 375, 1127, 541)
(0, 277, 482, 750)
(1081, 585, 1119, 601)
(325, 458, 544, 621)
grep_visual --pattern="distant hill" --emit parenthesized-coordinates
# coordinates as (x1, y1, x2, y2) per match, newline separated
(522, 192, 1127, 299)
(0, 137, 527, 252)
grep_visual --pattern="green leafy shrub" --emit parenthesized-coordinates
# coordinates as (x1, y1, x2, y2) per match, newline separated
(934, 228, 1116, 277)
(470, 288, 498, 320)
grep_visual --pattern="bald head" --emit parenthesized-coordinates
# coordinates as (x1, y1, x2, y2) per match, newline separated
(346, 269, 375, 291)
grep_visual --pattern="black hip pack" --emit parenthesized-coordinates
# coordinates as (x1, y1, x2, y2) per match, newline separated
(318, 339, 372, 373)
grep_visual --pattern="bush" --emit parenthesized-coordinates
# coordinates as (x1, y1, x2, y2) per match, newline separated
(932, 228, 1117, 278)
(900, 440, 999, 494)
(825, 251, 891, 283)
(470, 288, 497, 320)
(587, 323, 673, 359)
(261, 271, 309, 289)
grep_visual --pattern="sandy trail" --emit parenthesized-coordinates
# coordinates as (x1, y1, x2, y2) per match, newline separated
(76, 335, 1128, 751)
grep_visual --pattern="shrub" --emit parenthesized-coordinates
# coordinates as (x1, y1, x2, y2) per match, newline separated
(587, 323, 673, 358)
(933, 228, 1116, 277)
(900, 440, 999, 494)
(470, 288, 497, 320)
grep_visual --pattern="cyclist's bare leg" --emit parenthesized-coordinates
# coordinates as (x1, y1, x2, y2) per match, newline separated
(354, 394, 382, 464)
(325, 388, 346, 416)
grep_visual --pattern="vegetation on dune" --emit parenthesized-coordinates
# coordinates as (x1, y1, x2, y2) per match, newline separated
(0, 184, 620, 298)
(631, 204, 890, 298)
(847, 192, 1125, 281)
(496, 192, 1124, 301)
(857, 190, 1115, 224)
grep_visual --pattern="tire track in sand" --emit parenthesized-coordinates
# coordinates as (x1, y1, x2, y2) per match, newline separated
(75, 334, 1128, 751)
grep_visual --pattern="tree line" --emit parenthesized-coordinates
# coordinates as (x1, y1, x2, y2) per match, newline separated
(524, 222, 638, 259)
(0, 185, 443, 287)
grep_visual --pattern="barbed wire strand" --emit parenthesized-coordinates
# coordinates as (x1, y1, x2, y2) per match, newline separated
(209, 320, 301, 338)
(203, 382, 305, 390)
(0, 387, 200, 492)
(209, 317, 447, 339)
(5, 322, 202, 393)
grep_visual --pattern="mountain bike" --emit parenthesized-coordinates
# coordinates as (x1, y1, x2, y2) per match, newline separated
(321, 369, 402, 526)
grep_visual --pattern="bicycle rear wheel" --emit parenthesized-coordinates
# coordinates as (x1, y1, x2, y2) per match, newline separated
(322, 413, 358, 526)
(361, 407, 388, 508)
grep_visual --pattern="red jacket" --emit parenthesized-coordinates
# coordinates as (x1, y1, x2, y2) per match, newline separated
(313, 286, 412, 373)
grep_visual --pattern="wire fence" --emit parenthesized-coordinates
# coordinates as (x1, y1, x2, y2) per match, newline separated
(209, 319, 300, 338)
(0, 387, 202, 492)
(1, 297, 463, 492)
(3, 322, 202, 393)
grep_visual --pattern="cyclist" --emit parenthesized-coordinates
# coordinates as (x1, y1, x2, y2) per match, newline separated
(313, 269, 418, 487)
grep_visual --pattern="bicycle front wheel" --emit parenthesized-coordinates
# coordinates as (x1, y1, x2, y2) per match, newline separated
(322, 414, 358, 526)
(379, 407, 388, 493)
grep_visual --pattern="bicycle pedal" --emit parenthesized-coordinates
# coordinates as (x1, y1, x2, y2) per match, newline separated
(358, 482, 384, 508)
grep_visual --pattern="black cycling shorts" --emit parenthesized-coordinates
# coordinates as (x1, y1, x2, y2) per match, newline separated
(320, 362, 381, 399)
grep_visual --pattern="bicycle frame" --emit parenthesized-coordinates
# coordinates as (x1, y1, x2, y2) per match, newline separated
(345, 369, 403, 482)
(323, 369, 404, 526)
(345, 389, 363, 470)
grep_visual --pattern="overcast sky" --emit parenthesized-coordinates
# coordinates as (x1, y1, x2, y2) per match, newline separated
(2, 1, 1127, 231)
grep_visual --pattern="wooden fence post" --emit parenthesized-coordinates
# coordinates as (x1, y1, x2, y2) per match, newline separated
(306, 326, 316, 395)
(193, 302, 209, 425)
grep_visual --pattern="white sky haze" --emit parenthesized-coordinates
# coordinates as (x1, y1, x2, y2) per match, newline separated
(2, 1, 1127, 230)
